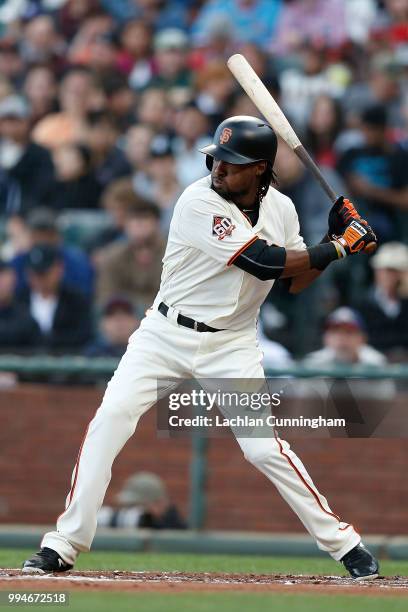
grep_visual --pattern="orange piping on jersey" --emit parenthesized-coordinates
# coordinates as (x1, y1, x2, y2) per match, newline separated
(274, 431, 356, 533)
(227, 235, 259, 267)
(55, 415, 94, 523)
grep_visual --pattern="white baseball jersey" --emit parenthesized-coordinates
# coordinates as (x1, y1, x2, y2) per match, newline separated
(154, 175, 306, 330)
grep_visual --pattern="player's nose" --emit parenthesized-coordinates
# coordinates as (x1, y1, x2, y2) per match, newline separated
(213, 159, 228, 175)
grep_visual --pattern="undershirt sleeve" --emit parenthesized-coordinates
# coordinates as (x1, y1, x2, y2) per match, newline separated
(233, 238, 286, 280)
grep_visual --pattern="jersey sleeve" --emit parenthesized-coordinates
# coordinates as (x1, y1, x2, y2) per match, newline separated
(284, 198, 307, 251)
(175, 197, 258, 266)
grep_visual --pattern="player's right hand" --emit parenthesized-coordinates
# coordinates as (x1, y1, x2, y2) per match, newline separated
(332, 219, 378, 257)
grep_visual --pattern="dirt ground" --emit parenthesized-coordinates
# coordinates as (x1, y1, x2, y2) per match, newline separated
(1, 569, 408, 597)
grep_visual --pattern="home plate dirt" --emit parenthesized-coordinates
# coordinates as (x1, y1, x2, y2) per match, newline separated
(1, 570, 408, 596)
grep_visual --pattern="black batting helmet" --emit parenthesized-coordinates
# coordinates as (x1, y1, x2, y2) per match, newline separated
(199, 115, 278, 171)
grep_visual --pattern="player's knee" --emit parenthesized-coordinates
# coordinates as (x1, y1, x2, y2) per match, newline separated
(241, 440, 274, 466)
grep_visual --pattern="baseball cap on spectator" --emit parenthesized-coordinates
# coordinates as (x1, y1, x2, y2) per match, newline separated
(154, 28, 189, 52)
(116, 472, 167, 506)
(371, 242, 408, 271)
(102, 296, 134, 317)
(325, 307, 365, 333)
(26, 244, 62, 273)
(26, 208, 58, 232)
(149, 134, 173, 158)
(361, 104, 387, 128)
(0, 95, 30, 119)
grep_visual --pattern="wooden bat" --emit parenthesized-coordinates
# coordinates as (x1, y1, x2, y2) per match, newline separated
(227, 53, 377, 254)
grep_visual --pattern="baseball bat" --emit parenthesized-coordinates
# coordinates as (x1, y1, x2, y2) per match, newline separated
(227, 53, 377, 254)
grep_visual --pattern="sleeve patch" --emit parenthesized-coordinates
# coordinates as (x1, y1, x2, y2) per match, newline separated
(212, 216, 236, 240)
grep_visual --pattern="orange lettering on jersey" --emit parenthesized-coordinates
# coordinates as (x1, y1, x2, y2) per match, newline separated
(219, 128, 232, 144)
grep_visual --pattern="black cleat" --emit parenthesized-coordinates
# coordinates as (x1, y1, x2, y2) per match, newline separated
(341, 542, 379, 580)
(22, 547, 73, 574)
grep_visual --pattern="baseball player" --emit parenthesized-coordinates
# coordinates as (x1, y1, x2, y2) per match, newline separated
(23, 116, 379, 579)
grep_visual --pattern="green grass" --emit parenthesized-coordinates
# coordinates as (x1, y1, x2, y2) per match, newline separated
(1, 549, 407, 611)
(1, 547, 408, 577)
(1, 592, 407, 612)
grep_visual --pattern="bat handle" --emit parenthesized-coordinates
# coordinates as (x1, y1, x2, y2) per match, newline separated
(293, 145, 377, 254)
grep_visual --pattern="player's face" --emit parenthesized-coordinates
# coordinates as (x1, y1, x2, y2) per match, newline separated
(211, 158, 266, 207)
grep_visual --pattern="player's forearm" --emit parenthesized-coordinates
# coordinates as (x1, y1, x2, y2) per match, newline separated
(284, 239, 345, 278)
(234, 238, 341, 281)
(288, 269, 323, 293)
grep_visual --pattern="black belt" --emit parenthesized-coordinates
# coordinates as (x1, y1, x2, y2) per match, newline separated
(158, 302, 222, 333)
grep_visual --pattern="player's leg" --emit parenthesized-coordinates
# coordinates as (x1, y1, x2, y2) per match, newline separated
(24, 312, 196, 570)
(194, 328, 362, 562)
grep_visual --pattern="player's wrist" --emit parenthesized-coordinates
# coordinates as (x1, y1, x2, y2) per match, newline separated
(307, 241, 341, 271)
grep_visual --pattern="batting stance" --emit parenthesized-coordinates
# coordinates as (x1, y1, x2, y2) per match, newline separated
(23, 116, 379, 579)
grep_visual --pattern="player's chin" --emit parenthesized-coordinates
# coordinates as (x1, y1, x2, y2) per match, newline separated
(211, 179, 228, 197)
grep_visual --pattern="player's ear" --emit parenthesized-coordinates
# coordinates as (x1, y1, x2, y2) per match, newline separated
(255, 161, 267, 176)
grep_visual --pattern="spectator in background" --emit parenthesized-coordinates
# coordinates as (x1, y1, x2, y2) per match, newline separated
(342, 57, 404, 132)
(305, 95, 343, 168)
(100, 0, 191, 31)
(85, 31, 119, 78)
(84, 110, 131, 191)
(19, 244, 93, 352)
(0, 259, 39, 351)
(101, 74, 136, 131)
(96, 201, 164, 309)
(125, 123, 154, 177)
(84, 296, 140, 357)
(271, 0, 347, 56)
(304, 307, 387, 367)
(192, 0, 282, 50)
(117, 19, 153, 90)
(356, 242, 408, 360)
(337, 104, 408, 242)
(279, 42, 347, 130)
(2, 214, 31, 260)
(51, 142, 102, 209)
(91, 178, 142, 254)
(147, 28, 192, 104)
(173, 103, 210, 188)
(23, 65, 58, 125)
(32, 67, 101, 150)
(274, 140, 346, 244)
(372, 0, 408, 50)
(133, 135, 182, 231)
(194, 61, 235, 128)
(66, 11, 114, 66)
(11, 208, 94, 297)
(0, 38, 25, 87)
(0, 95, 55, 213)
(20, 14, 66, 72)
(137, 88, 171, 132)
(98, 471, 186, 530)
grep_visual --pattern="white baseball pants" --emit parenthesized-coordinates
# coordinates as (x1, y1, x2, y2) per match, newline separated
(42, 308, 360, 565)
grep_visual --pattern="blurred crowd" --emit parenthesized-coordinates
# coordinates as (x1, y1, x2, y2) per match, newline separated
(0, 0, 407, 365)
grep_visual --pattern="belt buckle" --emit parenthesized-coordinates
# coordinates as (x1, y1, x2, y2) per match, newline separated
(194, 320, 198, 331)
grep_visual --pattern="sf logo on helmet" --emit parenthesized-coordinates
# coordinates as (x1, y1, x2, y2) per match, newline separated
(219, 128, 232, 144)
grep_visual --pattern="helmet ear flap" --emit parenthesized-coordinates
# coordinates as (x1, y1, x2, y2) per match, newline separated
(205, 155, 213, 171)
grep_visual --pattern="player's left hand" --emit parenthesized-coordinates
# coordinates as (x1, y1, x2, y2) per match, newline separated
(328, 196, 376, 253)
(328, 195, 367, 238)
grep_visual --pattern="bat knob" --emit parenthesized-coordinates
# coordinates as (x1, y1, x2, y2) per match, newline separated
(364, 242, 377, 255)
